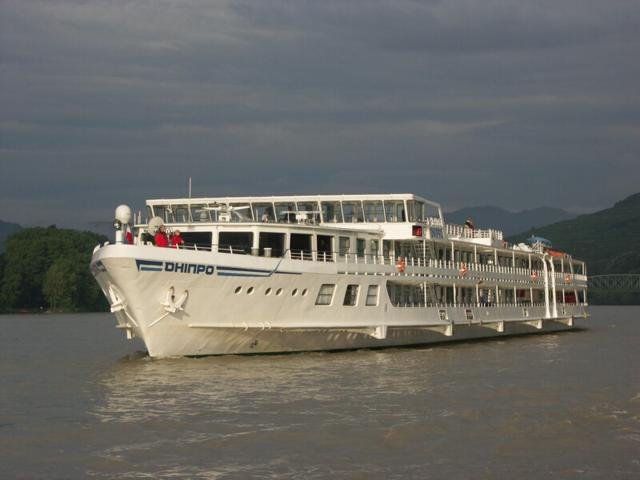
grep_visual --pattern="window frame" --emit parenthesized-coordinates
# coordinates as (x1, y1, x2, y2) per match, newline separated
(315, 284, 336, 306)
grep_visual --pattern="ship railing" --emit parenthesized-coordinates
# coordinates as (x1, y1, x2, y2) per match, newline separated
(387, 301, 581, 309)
(445, 224, 504, 240)
(158, 244, 585, 284)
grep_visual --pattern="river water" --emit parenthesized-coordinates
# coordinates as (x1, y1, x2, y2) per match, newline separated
(1, 306, 639, 479)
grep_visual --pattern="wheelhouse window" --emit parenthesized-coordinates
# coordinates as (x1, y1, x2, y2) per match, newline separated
(219, 232, 253, 254)
(229, 203, 253, 222)
(275, 202, 296, 223)
(259, 232, 285, 257)
(321, 201, 343, 223)
(363, 201, 384, 222)
(365, 285, 379, 306)
(290, 233, 312, 260)
(171, 204, 191, 223)
(253, 203, 275, 223)
(191, 204, 212, 222)
(153, 205, 172, 223)
(339, 236, 350, 256)
(296, 202, 321, 224)
(407, 200, 425, 222)
(315, 284, 335, 305)
(343, 285, 359, 306)
(384, 200, 406, 222)
(342, 201, 364, 223)
(356, 238, 365, 258)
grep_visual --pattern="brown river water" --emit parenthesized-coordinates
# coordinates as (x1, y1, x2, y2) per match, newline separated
(1, 306, 639, 479)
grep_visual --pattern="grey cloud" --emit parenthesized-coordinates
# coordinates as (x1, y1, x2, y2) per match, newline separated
(1, 0, 639, 227)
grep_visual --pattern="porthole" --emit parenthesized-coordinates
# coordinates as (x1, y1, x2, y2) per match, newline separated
(265, 288, 272, 295)
(276, 288, 283, 296)
(247, 287, 254, 295)
(234, 286, 242, 294)
(292, 288, 298, 296)
(301, 288, 308, 296)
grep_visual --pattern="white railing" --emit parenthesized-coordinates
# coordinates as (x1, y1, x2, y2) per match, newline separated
(445, 224, 504, 240)
(134, 242, 586, 285)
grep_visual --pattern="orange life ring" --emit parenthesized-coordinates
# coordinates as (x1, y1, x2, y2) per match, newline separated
(564, 274, 572, 283)
(396, 257, 406, 273)
(530, 270, 539, 280)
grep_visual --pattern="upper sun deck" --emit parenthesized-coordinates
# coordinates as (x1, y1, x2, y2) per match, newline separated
(141, 193, 504, 244)
(145, 193, 442, 225)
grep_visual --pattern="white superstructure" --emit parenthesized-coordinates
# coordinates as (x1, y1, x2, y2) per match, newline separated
(90, 193, 588, 357)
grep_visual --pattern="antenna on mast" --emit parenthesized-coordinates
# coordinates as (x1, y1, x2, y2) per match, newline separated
(188, 177, 192, 199)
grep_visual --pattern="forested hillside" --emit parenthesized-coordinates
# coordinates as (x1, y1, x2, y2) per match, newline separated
(509, 193, 640, 304)
(447, 206, 575, 236)
(510, 193, 640, 276)
(0, 226, 108, 312)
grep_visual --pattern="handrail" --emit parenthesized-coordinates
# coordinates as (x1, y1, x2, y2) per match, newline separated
(133, 243, 587, 285)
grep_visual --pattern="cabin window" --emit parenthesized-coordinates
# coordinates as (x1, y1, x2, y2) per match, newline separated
(384, 200, 406, 222)
(153, 205, 172, 223)
(191, 205, 212, 222)
(253, 203, 275, 223)
(339, 236, 350, 256)
(317, 235, 333, 261)
(296, 202, 321, 223)
(370, 239, 379, 256)
(145, 206, 153, 223)
(342, 201, 364, 223)
(407, 200, 424, 222)
(275, 202, 296, 223)
(171, 204, 191, 223)
(343, 284, 359, 306)
(259, 232, 285, 257)
(290, 233, 312, 260)
(219, 232, 253, 254)
(321, 201, 343, 223)
(180, 232, 212, 250)
(229, 203, 253, 222)
(363, 201, 384, 222)
(315, 284, 335, 305)
(356, 239, 366, 258)
(365, 285, 379, 306)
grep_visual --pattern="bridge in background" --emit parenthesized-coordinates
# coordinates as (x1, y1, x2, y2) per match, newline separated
(588, 274, 640, 291)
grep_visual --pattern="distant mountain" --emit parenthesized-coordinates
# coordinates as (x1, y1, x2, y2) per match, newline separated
(509, 193, 640, 276)
(446, 206, 576, 236)
(0, 220, 22, 253)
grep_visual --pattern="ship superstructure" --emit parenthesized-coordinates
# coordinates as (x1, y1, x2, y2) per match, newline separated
(90, 193, 588, 357)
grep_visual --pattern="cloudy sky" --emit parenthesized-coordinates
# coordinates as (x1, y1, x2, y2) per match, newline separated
(1, 0, 639, 228)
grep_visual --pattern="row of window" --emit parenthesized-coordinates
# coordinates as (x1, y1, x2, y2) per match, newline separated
(232, 283, 380, 307)
(150, 199, 435, 224)
(234, 286, 310, 297)
(316, 284, 379, 307)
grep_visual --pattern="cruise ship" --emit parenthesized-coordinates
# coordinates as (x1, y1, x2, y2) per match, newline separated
(90, 194, 588, 357)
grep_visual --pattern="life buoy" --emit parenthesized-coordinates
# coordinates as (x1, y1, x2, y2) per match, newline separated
(564, 274, 572, 283)
(459, 263, 468, 277)
(396, 257, 406, 273)
(530, 270, 539, 280)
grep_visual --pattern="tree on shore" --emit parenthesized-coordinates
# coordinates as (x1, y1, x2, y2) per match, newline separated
(0, 226, 107, 312)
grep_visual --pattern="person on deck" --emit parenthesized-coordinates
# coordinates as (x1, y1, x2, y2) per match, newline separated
(170, 229, 185, 249)
(155, 225, 169, 247)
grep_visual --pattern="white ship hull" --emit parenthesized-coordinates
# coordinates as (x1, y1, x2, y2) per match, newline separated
(91, 244, 587, 357)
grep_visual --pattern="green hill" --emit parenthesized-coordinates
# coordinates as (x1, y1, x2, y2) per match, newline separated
(510, 193, 640, 276)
